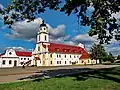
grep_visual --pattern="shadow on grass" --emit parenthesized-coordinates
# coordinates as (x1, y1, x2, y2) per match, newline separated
(19, 66, 120, 83)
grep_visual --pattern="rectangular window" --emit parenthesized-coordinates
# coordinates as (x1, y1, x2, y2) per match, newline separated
(65, 55, 66, 58)
(50, 54, 52, 58)
(2, 60, 5, 65)
(60, 61, 61, 64)
(57, 61, 59, 64)
(65, 61, 66, 64)
(59, 55, 61, 58)
(74, 55, 76, 58)
(57, 54, 58, 58)
(51, 61, 52, 64)
(9, 60, 12, 64)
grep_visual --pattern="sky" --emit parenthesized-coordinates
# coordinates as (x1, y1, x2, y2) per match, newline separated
(0, 0, 120, 56)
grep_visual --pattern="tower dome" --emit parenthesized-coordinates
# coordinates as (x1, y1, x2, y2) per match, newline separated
(40, 20, 47, 27)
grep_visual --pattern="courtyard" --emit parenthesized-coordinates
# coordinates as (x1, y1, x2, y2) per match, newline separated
(0, 64, 119, 83)
(0, 65, 120, 90)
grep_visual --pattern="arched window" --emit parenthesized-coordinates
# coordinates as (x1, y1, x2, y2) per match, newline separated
(44, 27, 46, 30)
(39, 35, 40, 41)
(9, 60, 12, 64)
(45, 35, 47, 41)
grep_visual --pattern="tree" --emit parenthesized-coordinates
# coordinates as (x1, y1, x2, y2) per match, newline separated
(107, 52, 115, 63)
(90, 44, 108, 64)
(0, 0, 120, 44)
(117, 55, 120, 60)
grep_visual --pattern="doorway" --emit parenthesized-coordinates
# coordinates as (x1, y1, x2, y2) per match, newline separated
(14, 61, 17, 67)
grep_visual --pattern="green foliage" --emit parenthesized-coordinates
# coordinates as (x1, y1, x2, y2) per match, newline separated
(108, 53, 115, 63)
(117, 55, 120, 59)
(90, 44, 108, 63)
(0, 0, 120, 44)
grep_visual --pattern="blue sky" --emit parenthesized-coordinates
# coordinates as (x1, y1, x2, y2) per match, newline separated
(0, 0, 120, 56)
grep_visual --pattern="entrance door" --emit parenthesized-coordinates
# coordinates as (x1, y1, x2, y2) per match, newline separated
(14, 61, 17, 67)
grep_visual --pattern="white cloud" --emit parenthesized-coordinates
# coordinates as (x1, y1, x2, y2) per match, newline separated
(6, 18, 43, 42)
(6, 18, 70, 43)
(5, 46, 33, 52)
(5, 47, 26, 51)
(105, 45, 120, 56)
(64, 41, 75, 45)
(0, 4, 4, 10)
(49, 24, 70, 43)
(72, 34, 98, 44)
(49, 24, 65, 37)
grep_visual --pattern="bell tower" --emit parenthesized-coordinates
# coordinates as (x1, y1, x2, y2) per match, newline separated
(37, 20, 49, 43)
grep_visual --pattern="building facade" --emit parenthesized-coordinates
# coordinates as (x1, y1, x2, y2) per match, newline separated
(0, 48, 32, 68)
(32, 20, 93, 66)
(0, 20, 96, 68)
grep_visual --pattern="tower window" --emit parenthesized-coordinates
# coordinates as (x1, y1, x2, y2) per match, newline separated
(45, 35, 47, 41)
(39, 36, 40, 41)
(44, 28, 46, 30)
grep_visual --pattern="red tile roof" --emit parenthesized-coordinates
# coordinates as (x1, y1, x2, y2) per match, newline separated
(80, 51, 90, 59)
(16, 51, 32, 57)
(42, 42, 88, 55)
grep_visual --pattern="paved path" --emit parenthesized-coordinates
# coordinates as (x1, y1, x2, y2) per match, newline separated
(0, 65, 119, 83)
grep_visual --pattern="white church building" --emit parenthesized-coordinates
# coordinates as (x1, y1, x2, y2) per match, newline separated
(32, 20, 93, 66)
(0, 20, 96, 68)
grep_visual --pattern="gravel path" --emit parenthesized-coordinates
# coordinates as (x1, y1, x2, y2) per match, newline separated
(0, 65, 119, 83)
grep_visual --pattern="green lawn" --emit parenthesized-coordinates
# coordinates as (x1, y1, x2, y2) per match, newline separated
(0, 66, 120, 90)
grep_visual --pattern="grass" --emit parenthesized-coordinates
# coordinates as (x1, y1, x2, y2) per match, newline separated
(0, 66, 120, 90)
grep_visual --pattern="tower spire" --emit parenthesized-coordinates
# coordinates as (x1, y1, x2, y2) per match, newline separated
(40, 20, 46, 27)
(42, 20, 44, 24)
